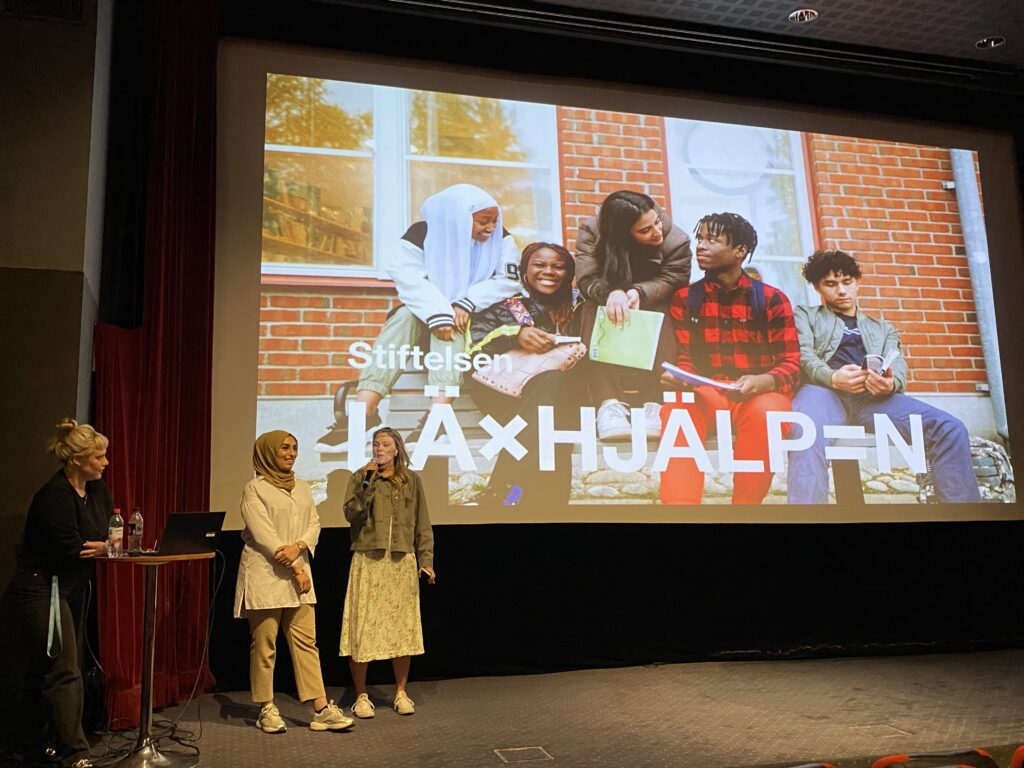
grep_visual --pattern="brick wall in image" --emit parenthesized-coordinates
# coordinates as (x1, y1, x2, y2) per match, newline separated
(257, 129, 992, 400)
(808, 135, 985, 394)
(258, 285, 398, 397)
(557, 106, 670, 249)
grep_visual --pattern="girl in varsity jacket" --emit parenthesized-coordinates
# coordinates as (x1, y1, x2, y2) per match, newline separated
(465, 242, 583, 507)
(320, 184, 520, 446)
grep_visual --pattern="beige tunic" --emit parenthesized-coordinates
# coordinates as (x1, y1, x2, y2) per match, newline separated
(233, 477, 321, 618)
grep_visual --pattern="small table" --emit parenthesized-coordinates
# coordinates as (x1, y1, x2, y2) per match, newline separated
(101, 552, 215, 768)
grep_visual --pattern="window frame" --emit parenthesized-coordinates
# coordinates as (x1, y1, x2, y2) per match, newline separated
(664, 119, 820, 306)
(261, 82, 562, 281)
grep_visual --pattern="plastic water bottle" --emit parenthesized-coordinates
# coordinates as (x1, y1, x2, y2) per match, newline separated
(127, 508, 144, 554)
(107, 508, 125, 558)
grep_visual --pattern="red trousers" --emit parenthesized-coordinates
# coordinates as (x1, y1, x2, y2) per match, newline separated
(659, 386, 792, 505)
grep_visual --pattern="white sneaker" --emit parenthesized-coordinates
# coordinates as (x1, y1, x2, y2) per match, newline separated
(310, 700, 354, 731)
(394, 692, 416, 715)
(256, 702, 287, 733)
(596, 401, 632, 442)
(352, 693, 375, 719)
(644, 402, 663, 439)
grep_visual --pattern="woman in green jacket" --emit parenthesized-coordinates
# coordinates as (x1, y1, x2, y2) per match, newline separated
(341, 427, 435, 718)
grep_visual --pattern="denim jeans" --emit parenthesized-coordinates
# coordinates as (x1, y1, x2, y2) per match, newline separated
(470, 369, 576, 504)
(786, 384, 981, 504)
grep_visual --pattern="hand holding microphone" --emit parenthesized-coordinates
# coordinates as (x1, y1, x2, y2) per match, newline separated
(362, 459, 378, 488)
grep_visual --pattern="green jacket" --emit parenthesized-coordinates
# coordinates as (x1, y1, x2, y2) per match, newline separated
(343, 469, 434, 568)
(793, 303, 907, 393)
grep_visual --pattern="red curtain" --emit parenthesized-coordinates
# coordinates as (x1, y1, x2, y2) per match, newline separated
(93, 0, 220, 727)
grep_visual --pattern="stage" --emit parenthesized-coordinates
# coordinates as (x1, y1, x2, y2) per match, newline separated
(132, 649, 1024, 768)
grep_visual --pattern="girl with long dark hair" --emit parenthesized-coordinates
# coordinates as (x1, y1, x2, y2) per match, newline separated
(575, 190, 692, 441)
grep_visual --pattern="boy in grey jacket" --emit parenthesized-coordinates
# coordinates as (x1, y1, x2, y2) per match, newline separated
(787, 249, 980, 504)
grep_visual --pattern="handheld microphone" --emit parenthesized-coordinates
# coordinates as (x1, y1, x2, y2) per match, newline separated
(362, 466, 375, 488)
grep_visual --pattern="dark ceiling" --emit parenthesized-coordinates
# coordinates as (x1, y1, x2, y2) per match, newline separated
(530, 0, 1023, 69)
(370, 0, 1023, 73)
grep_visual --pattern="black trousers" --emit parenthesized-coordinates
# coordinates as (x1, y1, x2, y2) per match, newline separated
(470, 369, 577, 505)
(0, 569, 90, 763)
(576, 299, 678, 405)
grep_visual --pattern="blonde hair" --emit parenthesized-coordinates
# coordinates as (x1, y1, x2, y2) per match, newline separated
(47, 418, 109, 466)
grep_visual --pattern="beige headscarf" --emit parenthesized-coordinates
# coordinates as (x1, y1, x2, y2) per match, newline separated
(253, 430, 296, 492)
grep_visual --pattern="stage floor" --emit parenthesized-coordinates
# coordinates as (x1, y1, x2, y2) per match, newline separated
(143, 649, 1022, 768)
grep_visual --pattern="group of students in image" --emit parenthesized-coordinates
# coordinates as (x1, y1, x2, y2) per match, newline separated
(328, 182, 981, 508)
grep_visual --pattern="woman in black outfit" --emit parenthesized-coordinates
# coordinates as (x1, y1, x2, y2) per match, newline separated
(467, 243, 582, 507)
(1, 419, 110, 768)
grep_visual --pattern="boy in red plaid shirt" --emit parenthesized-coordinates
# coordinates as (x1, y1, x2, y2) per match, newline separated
(659, 213, 800, 504)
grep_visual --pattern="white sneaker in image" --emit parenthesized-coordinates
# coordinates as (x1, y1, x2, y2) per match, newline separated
(596, 400, 632, 441)
(644, 402, 663, 439)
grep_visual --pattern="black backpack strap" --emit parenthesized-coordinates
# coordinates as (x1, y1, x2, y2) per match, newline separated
(749, 276, 767, 334)
(685, 279, 707, 374)
(686, 278, 706, 316)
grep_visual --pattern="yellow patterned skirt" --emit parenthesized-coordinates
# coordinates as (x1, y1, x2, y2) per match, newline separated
(339, 549, 424, 663)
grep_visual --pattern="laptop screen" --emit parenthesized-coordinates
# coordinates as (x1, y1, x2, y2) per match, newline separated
(155, 511, 226, 555)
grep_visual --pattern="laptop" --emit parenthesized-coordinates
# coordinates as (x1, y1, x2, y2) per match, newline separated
(144, 511, 226, 556)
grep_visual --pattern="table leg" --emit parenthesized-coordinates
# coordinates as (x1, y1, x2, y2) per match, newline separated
(121, 563, 199, 768)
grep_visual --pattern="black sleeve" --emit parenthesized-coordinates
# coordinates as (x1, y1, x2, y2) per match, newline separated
(468, 299, 524, 355)
(401, 220, 428, 248)
(26, 483, 87, 564)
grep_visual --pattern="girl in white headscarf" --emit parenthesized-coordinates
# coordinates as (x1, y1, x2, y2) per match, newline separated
(318, 183, 519, 447)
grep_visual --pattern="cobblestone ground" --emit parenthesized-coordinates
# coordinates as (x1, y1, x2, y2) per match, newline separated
(448, 436, 1014, 506)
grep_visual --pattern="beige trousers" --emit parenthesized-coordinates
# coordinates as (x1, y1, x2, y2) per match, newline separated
(247, 604, 326, 704)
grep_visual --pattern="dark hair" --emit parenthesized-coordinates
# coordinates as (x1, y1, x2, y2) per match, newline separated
(594, 190, 660, 288)
(694, 212, 758, 261)
(802, 249, 862, 284)
(372, 427, 411, 485)
(519, 242, 576, 333)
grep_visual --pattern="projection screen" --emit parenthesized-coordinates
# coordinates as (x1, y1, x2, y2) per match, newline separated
(213, 41, 1024, 527)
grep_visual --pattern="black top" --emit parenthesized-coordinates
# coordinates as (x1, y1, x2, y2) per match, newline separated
(16, 470, 113, 596)
(827, 313, 867, 370)
(468, 293, 573, 354)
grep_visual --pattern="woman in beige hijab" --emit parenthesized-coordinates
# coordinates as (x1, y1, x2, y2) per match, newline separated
(233, 430, 353, 733)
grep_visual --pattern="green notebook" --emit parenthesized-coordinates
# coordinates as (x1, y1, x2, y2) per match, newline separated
(588, 307, 665, 370)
